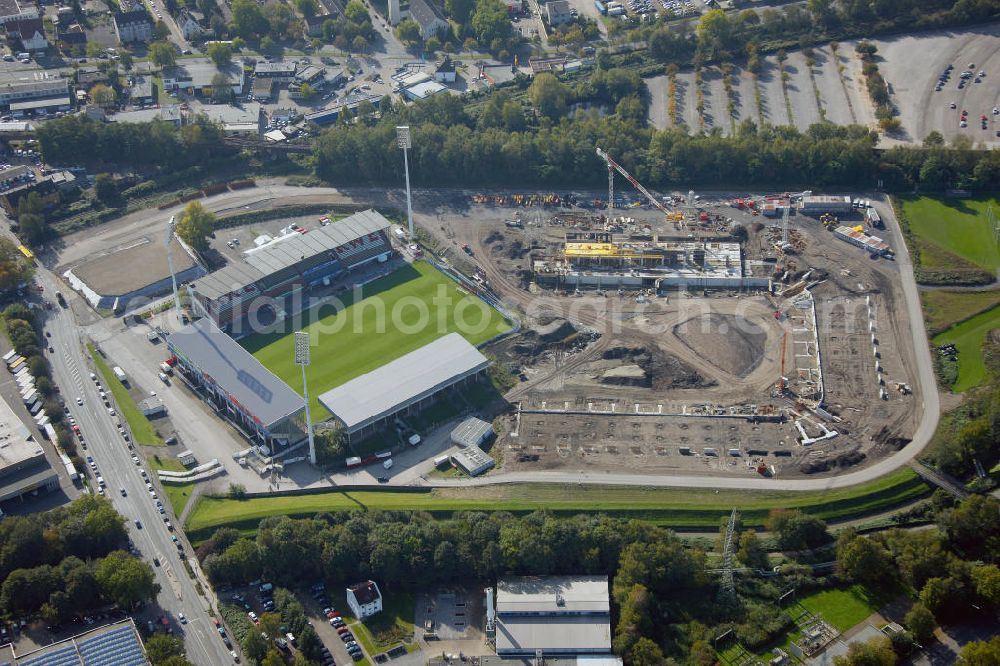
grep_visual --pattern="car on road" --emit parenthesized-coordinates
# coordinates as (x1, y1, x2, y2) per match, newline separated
(153, 557, 160, 567)
(230, 650, 240, 662)
(120, 488, 127, 496)
(76, 397, 83, 405)
(248, 611, 258, 623)
(178, 613, 186, 624)
(108, 408, 116, 416)
(134, 519, 142, 529)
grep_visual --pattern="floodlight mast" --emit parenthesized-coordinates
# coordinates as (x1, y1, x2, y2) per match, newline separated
(396, 126, 414, 241)
(294, 331, 317, 465)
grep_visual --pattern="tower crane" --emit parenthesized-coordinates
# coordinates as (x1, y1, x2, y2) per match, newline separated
(596, 146, 675, 221)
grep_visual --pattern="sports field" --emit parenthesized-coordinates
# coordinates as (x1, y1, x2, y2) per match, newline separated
(933, 304, 1000, 392)
(185, 468, 930, 540)
(899, 195, 1000, 271)
(240, 262, 511, 419)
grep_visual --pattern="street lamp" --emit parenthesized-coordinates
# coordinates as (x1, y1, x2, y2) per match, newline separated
(396, 125, 414, 241)
(294, 331, 317, 465)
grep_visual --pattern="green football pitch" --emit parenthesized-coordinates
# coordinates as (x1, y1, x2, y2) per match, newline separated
(240, 262, 512, 419)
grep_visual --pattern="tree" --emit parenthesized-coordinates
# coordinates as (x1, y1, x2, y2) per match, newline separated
(90, 84, 117, 108)
(154, 19, 170, 39)
(904, 603, 935, 645)
(298, 82, 317, 100)
(228, 483, 247, 499)
(833, 635, 895, 666)
(145, 634, 186, 666)
(211, 73, 233, 103)
(259, 612, 283, 644)
(231, 0, 268, 37)
(261, 649, 285, 666)
(767, 509, 830, 551)
(297, 626, 323, 662)
(940, 496, 1000, 562)
(94, 173, 118, 206)
(94, 551, 158, 608)
(445, 0, 475, 22)
(293, 0, 317, 16)
(207, 42, 232, 67)
(736, 530, 768, 569)
(0, 238, 33, 293)
(923, 130, 945, 147)
(960, 636, 1000, 665)
(149, 41, 177, 68)
(836, 532, 895, 590)
(315, 427, 345, 465)
(471, 0, 511, 50)
(972, 564, 1000, 607)
(425, 36, 441, 53)
(528, 73, 568, 120)
(242, 630, 268, 664)
(395, 19, 421, 48)
(630, 637, 665, 666)
(175, 200, 215, 251)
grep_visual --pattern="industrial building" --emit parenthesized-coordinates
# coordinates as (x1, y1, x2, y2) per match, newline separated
(491, 576, 612, 656)
(535, 233, 770, 290)
(799, 195, 853, 215)
(167, 317, 308, 451)
(450, 417, 495, 448)
(188, 209, 392, 330)
(451, 445, 495, 476)
(161, 61, 246, 97)
(833, 226, 893, 257)
(304, 93, 381, 125)
(0, 619, 149, 665)
(0, 393, 58, 508)
(319, 333, 491, 442)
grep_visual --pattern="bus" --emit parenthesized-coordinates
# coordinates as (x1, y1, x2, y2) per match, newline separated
(17, 244, 34, 263)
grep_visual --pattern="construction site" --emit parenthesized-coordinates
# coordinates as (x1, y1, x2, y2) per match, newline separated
(426, 148, 921, 480)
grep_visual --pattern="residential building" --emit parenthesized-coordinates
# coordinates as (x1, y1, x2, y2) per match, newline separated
(6, 18, 46, 51)
(346, 581, 382, 619)
(492, 576, 612, 656)
(130, 75, 154, 105)
(176, 9, 202, 39)
(113, 9, 153, 43)
(0, 0, 38, 26)
(251, 77, 274, 102)
(434, 55, 456, 83)
(0, 177, 58, 212)
(544, 0, 574, 25)
(408, 0, 447, 39)
(294, 65, 326, 85)
(57, 25, 87, 49)
(77, 68, 110, 90)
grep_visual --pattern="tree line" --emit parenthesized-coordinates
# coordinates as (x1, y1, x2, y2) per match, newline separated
(0, 496, 159, 622)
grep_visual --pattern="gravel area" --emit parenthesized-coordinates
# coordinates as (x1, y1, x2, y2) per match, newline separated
(676, 70, 700, 131)
(784, 51, 823, 130)
(733, 66, 762, 127)
(812, 45, 857, 126)
(703, 66, 731, 133)
(645, 74, 669, 130)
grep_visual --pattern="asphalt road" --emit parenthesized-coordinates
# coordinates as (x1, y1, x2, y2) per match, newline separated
(24, 253, 235, 666)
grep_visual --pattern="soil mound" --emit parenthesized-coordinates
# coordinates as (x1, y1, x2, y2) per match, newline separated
(673, 314, 767, 378)
(597, 346, 713, 390)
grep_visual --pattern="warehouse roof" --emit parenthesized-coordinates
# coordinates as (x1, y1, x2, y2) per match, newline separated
(497, 576, 610, 614)
(495, 615, 612, 655)
(319, 333, 489, 432)
(450, 416, 494, 448)
(167, 317, 303, 427)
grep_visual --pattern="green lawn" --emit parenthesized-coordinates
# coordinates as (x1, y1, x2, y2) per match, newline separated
(932, 304, 1000, 392)
(241, 262, 511, 420)
(88, 344, 164, 446)
(921, 289, 1000, 335)
(346, 592, 415, 657)
(148, 455, 194, 515)
(899, 196, 1000, 271)
(185, 468, 929, 538)
(799, 585, 878, 632)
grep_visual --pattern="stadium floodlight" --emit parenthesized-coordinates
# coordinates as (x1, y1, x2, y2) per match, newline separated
(294, 331, 317, 465)
(396, 125, 414, 241)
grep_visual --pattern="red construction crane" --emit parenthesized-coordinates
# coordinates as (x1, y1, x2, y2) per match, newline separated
(596, 146, 673, 219)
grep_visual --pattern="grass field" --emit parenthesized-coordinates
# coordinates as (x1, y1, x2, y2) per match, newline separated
(185, 468, 930, 539)
(241, 262, 511, 419)
(147, 455, 194, 515)
(932, 304, 1000, 392)
(88, 344, 164, 446)
(799, 585, 878, 632)
(921, 290, 1000, 335)
(899, 196, 1000, 271)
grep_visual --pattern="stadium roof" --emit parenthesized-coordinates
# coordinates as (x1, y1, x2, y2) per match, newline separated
(319, 333, 490, 433)
(191, 209, 391, 301)
(243, 209, 390, 275)
(167, 317, 303, 428)
(497, 576, 610, 614)
(5, 619, 149, 665)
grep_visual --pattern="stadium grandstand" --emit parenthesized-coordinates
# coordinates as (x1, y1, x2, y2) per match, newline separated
(0, 619, 149, 666)
(188, 209, 392, 332)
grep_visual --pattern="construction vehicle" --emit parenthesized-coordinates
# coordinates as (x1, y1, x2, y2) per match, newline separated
(819, 213, 838, 229)
(596, 146, 677, 224)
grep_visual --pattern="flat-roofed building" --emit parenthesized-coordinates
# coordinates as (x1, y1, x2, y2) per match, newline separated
(0, 394, 57, 506)
(319, 333, 490, 442)
(493, 576, 612, 656)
